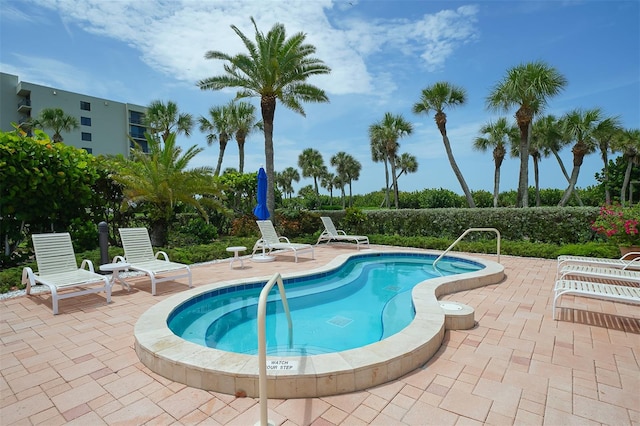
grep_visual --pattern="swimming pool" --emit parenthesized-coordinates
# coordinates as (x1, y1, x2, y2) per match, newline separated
(167, 253, 483, 355)
(134, 248, 504, 398)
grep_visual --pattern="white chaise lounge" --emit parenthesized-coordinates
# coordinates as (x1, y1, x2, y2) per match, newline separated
(22, 232, 111, 315)
(115, 227, 192, 295)
(252, 220, 314, 262)
(557, 252, 640, 278)
(316, 216, 369, 250)
(553, 279, 640, 320)
(559, 264, 640, 284)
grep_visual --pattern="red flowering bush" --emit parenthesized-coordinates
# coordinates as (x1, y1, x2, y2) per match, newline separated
(591, 204, 640, 247)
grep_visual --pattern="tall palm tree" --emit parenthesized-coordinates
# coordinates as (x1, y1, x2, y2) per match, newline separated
(143, 100, 193, 143)
(369, 113, 413, 209)
(612, 128, 640, 205)
(198, 103, 234, 176)
(592, 116, 622, 204)
(229, 101, 260, 173)
(557, 108, 603, 206)
(413, 82, 475, 208)
(473, 117, 517, 207)
(370, 133, 391, 208)
(276, 167, 300, 199)
(198, 17, 331, 218)
(111, 132, 223, 246)
(30, 107, 79, 142)
(486, 61, 567, 207)
(331, 152, 361, 208)
(298, 148, 327, 195)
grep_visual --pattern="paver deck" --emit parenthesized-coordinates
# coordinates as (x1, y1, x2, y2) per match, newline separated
(1, 245, 639, 425)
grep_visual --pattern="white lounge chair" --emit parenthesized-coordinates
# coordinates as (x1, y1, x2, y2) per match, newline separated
(557, 252, 640, 278)
(22, 233, 111, 315)
(252, 220, 314, 262)
(559, 264, 640, 284)
(316, 216, 369, 250)
(553, 279, 640, 320)
(115, 228, 192, 295)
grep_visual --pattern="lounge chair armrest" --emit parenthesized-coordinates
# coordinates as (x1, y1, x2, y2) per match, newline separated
(112, 255, 126, 263)
(337, 230, 347, 235)
(253, 238, 266, 251)
(155, 251, 170, 261)
(278, 236, 291, 243)
(80, 259, 96, 272)
(621, 252, 640, 261)
(22, 267, 36, 294)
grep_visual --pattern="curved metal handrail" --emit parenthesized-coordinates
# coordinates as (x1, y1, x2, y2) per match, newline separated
(257, 273, 292, 426)
(433, 228, 501, 269)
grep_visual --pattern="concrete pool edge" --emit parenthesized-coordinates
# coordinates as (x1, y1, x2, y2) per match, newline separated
(134, 248, 504, 398)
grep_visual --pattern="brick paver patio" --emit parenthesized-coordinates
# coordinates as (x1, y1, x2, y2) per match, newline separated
(1, 245, 638, 425)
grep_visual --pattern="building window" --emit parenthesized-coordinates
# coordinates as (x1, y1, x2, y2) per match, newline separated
(81, 132, 92, 141)
(80, 101, 91, 111)
(82, 147, 93, 154)
(81, 116, 91, 126)
(129, 110, 145, 125)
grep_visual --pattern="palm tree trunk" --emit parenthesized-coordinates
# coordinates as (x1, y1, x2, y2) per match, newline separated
(551, 149, 583, 206)
(621, 159, 634, 206)
(515, 112, 531, 208)
(493, 166, 500, 208)
(214, 141, 227, 176)
(238, 140, 246, 174)
(600, 151, 610, 204)
(533, 156, 541, 207)
(390, 158, 399, 209)
(441, 133, 476, 208)
(559, 143, 587, 207)
(261, 96, 276, 217)
(348, 180, 353, 207)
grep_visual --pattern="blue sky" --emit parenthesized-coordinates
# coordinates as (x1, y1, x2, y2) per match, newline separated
(1, 0, 639, 196)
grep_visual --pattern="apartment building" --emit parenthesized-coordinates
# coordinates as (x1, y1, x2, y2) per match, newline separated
(0, 72, 147, 155)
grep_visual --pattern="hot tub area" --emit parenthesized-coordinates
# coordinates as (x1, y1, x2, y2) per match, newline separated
(134, 249, 504, 398)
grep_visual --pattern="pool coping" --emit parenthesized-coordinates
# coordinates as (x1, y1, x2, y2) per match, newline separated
(134, 248, 504, 398)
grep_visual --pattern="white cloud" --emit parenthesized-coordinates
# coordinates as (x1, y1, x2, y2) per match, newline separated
(28, 0, 478, 100)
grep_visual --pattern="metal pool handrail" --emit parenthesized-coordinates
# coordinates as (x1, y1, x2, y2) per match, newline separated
(257, 272, 293, 426)
(433, 228, 501, 269)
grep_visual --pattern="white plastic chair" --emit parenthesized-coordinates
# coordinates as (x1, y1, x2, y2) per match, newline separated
(115, 228, 192, 295)
(316, 216, 369, 250)
(252, 220, 314, 262)
(22, 233, 111, 315)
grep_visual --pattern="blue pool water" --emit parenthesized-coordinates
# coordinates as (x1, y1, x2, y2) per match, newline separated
(168, 253, 482, 356)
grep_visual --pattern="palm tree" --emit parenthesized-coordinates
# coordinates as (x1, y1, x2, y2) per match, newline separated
(331, 152, 361, 207)
(369, 113, 413, 209)
(298, 148, 327, 195)
(473, 117, 517, 207)
(320, 172, 338, 205)
(392, 153, 419, 191)
(557, 108, 603, 206)
(277, 167, 300, 199)
(198, 17, 331, 218)
(370, 134, 391, 208)
(30, 108, 79, 142)
(143, 100, 193, 143)
(592, 116, 622, 204)
(486, 61, 567, 207)
(530, 114, 584, 206)
(413, 82, 475, 208)
(229, 101, 260, 173)
(111, 132, 223, 246)
(612, 128, 640, 205)
(198, 102, 234, 176)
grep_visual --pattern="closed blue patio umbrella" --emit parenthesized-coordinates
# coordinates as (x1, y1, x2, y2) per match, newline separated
(253, 167, 270, 220)
(252, 167, 275, 262)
